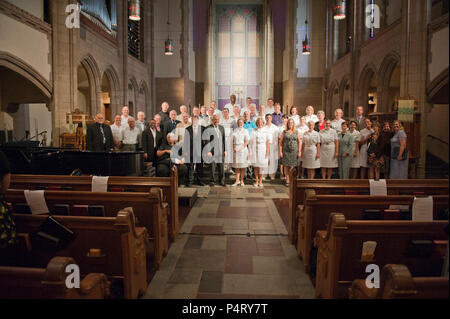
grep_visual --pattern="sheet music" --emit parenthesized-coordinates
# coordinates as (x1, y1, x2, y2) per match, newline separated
(24, 190, 49, 215)
(412, 196, 434, 221)
(92, 176, 109, 192)
(369, 179, 387, 196)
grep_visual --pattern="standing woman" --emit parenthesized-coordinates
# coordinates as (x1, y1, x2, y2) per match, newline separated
(331, 108, 345, 133)
(349, 121, 361, 179)
(319, 119, 339, 179)
(250, 118, 270, 187)
(305, 106, 319, 124)
(359, 118, 374, 179)
(390, 120, 409, 179)
(263, 114, 279, 180)
(298, 116, 308, 179)
(314, 111, 326, 132)
(289, 106, 301, 128)
(279, 119, 302, 187)
(232, 118, 250, 186)
(367, 122, 385, 180)
(302, 121, 321, 179)
(278, 115, 289, 180)
(338, 122, 355, 179)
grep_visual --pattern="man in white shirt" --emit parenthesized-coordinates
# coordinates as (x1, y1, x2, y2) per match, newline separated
(201, 107, 215, 127)
(110, 114, 124, 150)
(224, 95, 240, 113)
(240, 97, 252, 116)
(175, 113, 191, 143)
(136, 111, 147, 132)
(265, 98, 275, 115)
(220, 108, 235, 173)
(210, 101, 222, 119)
(249, 103, 259, 122)
(121, 106, 130, 129)
(120, 117, 141, 152)
(176, 105, 191, 123)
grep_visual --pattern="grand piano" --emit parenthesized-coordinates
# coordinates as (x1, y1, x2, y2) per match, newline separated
(1, 142, 144, 176)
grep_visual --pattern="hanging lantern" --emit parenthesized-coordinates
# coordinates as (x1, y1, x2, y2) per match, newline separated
(333, 0, 346, 20)
(302, 20, 311, 55)
(129, 0, 141, 21)
(165, 39, 174, 56)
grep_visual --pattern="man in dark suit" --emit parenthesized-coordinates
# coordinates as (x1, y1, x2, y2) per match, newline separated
(163, 110, 180, 138)
(86, 113, 114, 152)
(350, 106, 366, 131)
(183, 115, 206, 186)
(158, 101, 170, 124)
(205, 115, 226, 186)
(141, 119, 162, 164)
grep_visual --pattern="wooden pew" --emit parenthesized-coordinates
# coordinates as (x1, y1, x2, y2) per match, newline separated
(5, 188, 169, 270)
(10, 165, 179, 242)
(349, 264, 449, 299)
(6, 210, 148, 299)
(314, 213, 448, 299)
(0, 256, 110, 299)
(297, 190, 448, 272)
(288, 168, 448, 244)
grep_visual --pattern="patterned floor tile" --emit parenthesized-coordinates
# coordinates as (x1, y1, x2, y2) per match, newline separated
(198, 271, 223, 293)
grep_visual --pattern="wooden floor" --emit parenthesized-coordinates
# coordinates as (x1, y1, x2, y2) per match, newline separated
(144, 183, 315, 299)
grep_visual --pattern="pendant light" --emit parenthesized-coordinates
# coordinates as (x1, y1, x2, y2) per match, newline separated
(333, 0, 346, 20)
(302, 1, 311, 55)
(129, 0, 141, 21)
(165, 0, 174, 55)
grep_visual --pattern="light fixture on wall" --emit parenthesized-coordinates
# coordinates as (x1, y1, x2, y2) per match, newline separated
(165, 0, 174, 56)
(302, 20, 311, 55)
(333, 0, 346, 20)
(129, 0, 141, 21)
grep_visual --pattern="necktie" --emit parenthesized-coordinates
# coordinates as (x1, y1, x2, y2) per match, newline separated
(172, 121, 176, 130)
(100, 125, 106, 144)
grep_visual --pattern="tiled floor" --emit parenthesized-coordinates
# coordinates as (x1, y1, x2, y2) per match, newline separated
(144, 184, 315, 299)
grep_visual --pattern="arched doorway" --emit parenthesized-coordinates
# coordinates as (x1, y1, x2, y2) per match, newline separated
(378, 52, 401, 112)
(358, 64, 378, 114)
(367, 73, 378, 113)
(340, 77, 351, 118)
(128, 77, 138, 117)
(101, 73, 112, 122)
(77, 64, 91, 115)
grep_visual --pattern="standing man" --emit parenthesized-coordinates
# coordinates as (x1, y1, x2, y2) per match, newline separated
(272, 103, 284, 127)
(265, 98, 275, 115)
(176, 105, 191, 123)
(206, 115, 226, 186)
(121, 117, 141, 152)
(154, 114, 163, 134)
(249, 104, 259, 122)
(183, 115, 206, 186)
(192, 106, 201, 118)
(210, 101, 222, 119)
(158, 101, 170, 123)
(110, 114, 124, 150)
(142, 119, 162, 165)
(136, 111, 148, 132)
(220, 108, 235, 174)
(121, 106, 130, 129)
(352, 106, 366, 131)
(224, 94, 240, 113)
(86, 113, 114, 152)
(163, 110, 180, 137)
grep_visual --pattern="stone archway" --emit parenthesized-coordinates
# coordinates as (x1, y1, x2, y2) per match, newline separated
(78, 54, 101, 116)
(378, 51, 401, 112)
(339, 75, 351, 118)
(358, 63, 378, 114)
(328, 80, 339, 118)
(128, 76, 139, 117)
(102, 65, 120, 120)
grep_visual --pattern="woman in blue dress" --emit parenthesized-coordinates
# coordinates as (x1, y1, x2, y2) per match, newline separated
(390, 120, 408, 179)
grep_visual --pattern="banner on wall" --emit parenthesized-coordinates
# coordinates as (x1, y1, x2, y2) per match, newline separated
(397, 100, 415, 123)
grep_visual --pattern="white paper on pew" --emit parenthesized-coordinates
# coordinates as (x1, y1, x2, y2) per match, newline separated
(92, 176, 109, 192)
(412, 196, 433, 221)
(24, 190, 49, 215)
(369, 179, 387, 196)
(361, 241, 377, 258)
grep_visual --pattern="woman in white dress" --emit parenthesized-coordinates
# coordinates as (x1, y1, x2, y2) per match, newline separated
(298, 116, 309, 179)
(305, 105, 319, 124)
(249, 118, 270, 187)
(331, 108, 345, 133)
(319, 119, 339, 179)
(289, 106, 301, 128)
(278, 115, 289, 180)
(220, 108, 235, 172)
(348, 120, 361, 179)
(302, 121, 321, 179)
(358, 118, 374, 179)
(262, 114, 279, 180)
(232, 118, 250, 187)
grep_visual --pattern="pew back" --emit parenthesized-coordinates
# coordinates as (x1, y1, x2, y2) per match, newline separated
(7, 211, 147, 299)
(10, 165, 179, 241)
(0, 257, 110, 299)
(5, 188, 168, 269)
(314, 214, 448, 299)
(297, 191, 449, 272)
(288, 169, 449, 244)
